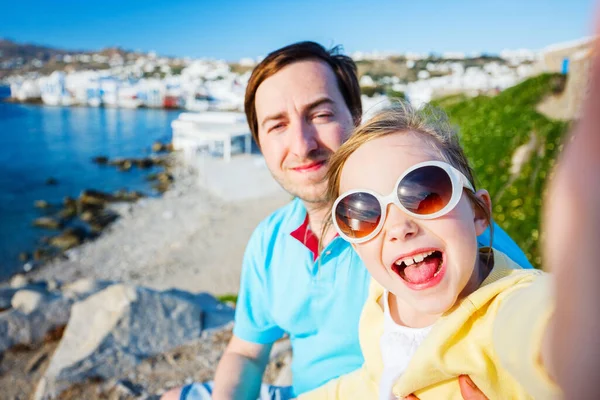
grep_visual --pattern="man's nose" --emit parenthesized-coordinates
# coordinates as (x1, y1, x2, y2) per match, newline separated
(288, 118, 318, 157)
(383, 204, 420, 242)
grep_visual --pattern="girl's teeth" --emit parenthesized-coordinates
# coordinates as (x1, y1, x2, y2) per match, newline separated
(395, 250, 436, 267)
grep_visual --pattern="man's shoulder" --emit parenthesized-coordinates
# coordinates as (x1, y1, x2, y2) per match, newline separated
(253, 197, 305, 237)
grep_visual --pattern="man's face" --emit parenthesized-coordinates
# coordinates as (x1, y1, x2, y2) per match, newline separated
(254, 60, 354, 204)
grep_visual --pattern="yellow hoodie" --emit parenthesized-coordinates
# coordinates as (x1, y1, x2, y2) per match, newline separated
(299, 250, 560, 400)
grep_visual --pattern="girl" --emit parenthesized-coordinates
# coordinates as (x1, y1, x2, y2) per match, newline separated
(300, 102, 557, 400)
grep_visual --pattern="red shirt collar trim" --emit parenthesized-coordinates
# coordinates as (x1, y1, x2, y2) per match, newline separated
(290, 214, 319, 261)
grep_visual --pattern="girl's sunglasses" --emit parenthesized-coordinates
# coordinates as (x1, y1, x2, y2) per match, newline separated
(332, 160, 474, 244)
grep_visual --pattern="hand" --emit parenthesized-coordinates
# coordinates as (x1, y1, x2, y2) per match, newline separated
(404, 375, 488, 400)
(542, 9, 600, 399)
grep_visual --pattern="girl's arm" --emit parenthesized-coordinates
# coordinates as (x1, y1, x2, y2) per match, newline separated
(542, 16, 600, 398)
(496, 8, 600, 399)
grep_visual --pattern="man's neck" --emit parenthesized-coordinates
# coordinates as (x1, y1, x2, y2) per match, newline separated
(302, 199, 336, 244)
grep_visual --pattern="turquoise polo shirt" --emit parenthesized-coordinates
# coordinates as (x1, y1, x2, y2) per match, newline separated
(233, 198, 532, 397)
(233, 198, 371, 396)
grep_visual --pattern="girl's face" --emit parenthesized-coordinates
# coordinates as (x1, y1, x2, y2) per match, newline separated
(338, 131, 490, 320)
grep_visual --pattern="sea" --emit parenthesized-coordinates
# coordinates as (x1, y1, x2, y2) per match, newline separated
(0, 85, 182, 280)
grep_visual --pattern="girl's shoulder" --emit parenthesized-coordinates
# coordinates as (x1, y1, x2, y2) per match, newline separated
(465, 249, 547, 312)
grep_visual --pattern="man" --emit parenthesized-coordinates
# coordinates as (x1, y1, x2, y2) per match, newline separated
(162, 41, 531, 400)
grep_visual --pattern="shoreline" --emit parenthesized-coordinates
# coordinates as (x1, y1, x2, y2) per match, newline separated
(1, 96, 188, 111)
(20, 153, 290, 295)
(0, 146, 176, 283)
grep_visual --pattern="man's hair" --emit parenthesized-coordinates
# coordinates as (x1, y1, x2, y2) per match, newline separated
(244, 41, 362, 146)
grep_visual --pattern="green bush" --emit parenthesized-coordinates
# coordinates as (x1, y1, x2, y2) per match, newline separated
(432, 74, 570, 268)
(360, 85, 385, 97)
(217, 293, 238, 306)
(385, 89, 406, 100)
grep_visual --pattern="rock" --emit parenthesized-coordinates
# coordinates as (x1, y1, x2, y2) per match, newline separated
(33, 248, 54, 261)
(36, 285, 234, 399)
(61, 279, 114, 299)
(152, 141, 172, 153)
(151, 156, 170, 167)
(145, 173, 159, 182)
(63, 196, 78, 209)
(157, 172, 174, 183)
(92, 156, 109, 165)
(49, 228, 87, 251)
(112, 379, 145, 397)
(12, 289, 46, 314)
(88, 210, 120, 233)
(162, 290, 235, 330)
(118, 160, 133, 172)
(269, 337, 292, 361)
(35, 200, 51, 209)
(26, 349, 50, 374)
(57, 206, 77, 219)
(46, 177, 59, 186)
(48, 235, 79, 251)
(46, 279, 60, 292)
(152, 182, 170, 194)
(80, 189, 115, 207)
(59, 197, 80, 218)
(134, 158, 154, 169)
(113, 190, 145, 202)
(33, 217, 63, 230)
(273, 353, 293, 387)
(33, 249, 45, 261)
(0, 287, 18, 310)
(0, 294, 72, 353)
(10, 274, 29, 288)
(79, 210, 95, 222)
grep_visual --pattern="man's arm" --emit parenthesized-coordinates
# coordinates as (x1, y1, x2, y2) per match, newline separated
(212, 335, 273, 400)
(213, 219, 285, 398)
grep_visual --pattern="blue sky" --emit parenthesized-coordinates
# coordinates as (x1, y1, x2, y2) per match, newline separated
(0, 0, 596, 61)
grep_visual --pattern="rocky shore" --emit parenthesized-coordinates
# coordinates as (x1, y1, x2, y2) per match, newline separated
(17, 142, 176, 273)
(0, 152, 291, 399)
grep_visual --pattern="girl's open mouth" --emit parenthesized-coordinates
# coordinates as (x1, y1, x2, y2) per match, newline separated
(391, 250, 445, 290)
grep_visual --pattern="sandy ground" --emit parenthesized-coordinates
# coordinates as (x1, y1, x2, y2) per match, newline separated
(28, 153, 290, 295)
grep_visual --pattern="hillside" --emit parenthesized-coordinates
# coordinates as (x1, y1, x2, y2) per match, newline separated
(0, 39, 132, 79)
(433, 74, 570, 268)
(0, 39, 71, 61)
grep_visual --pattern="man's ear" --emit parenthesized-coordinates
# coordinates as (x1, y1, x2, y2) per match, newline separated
(473, 189, 492, 236)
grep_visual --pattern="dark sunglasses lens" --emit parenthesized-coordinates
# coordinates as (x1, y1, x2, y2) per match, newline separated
(398, 165, 453, 215)
(335, 192, 381, 239)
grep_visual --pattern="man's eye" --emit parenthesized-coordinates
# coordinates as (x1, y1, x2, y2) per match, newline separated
(269, 123, 285, 132)
(314, 113, 333, 120)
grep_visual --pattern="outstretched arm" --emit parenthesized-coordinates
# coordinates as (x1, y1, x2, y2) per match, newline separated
(494, 9, 600, 399)
(542, 14, 600, 399)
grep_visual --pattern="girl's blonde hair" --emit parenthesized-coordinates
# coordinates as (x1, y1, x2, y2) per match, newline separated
(322, 100, 492, 246)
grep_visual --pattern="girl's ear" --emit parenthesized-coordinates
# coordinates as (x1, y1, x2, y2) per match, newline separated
(473, 189, 492, 236)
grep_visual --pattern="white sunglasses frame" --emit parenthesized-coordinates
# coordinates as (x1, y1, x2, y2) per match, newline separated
(332, 160, 475, 244)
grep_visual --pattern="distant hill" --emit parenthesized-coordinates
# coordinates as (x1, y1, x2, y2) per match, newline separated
(0, 39, 134, 79)
(433, 74, 570, 268)
(0, 39, 76, 61)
